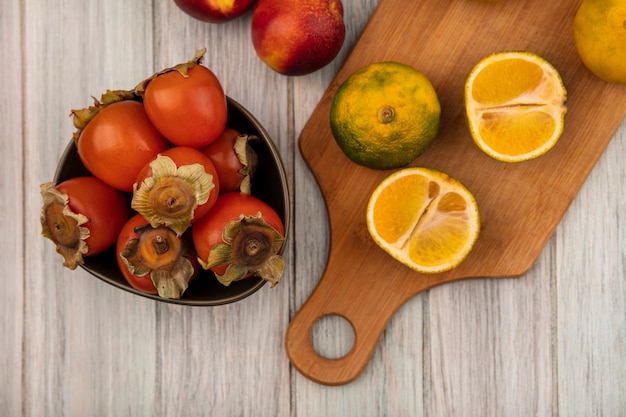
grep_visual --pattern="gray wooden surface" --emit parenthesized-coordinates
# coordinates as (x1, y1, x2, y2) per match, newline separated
(2, 0, 625, 416)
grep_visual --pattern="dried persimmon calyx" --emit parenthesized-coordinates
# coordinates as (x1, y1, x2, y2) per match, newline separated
(119, 224, 196, 299)
(203, 214, 285, 287)
(134, 48, 207, 96)
(69, 89, 136, 143)
(234, 134, 259, 195)
(132, 154, 214, 236)
(39, 182, 90, 270)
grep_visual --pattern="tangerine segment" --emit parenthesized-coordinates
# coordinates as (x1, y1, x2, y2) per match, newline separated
(367, 167, 480, 274)
(471, 59, 545, 105)
(465, 51, 567, 163)
(479, 110, 558, 156)
(371, 174, 431, 244)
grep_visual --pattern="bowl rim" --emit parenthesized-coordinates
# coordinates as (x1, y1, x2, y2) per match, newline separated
(53, 96, 290, 307)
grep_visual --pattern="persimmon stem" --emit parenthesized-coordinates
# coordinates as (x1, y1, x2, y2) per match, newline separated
(152, 234, 170, 255)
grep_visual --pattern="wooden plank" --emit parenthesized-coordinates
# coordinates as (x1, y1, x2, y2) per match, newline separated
(22, 1, 158, 415)
(556, 122, 626, 416)
(151, 2, 293, 416)
(286, 0, 626, 385)
(291, 0, 428, 413)
(428, 255, 554, 416)
(0, 1, 24, 415)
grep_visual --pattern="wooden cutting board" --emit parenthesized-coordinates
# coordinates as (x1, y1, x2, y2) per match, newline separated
(285, 0, 626, 385)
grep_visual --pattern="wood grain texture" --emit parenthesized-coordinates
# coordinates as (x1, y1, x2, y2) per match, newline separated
(287, 0, 626, 386)
(22, 1, 159, 416)
(1, 0, 624, 415)
(1, 1, 24, 416)
(556, 121, 626, 417)
(428, 255, 554, 416)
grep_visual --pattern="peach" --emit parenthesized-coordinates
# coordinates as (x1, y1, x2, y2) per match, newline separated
(173, 0, 257, 23)
(251, 0, 345, 76)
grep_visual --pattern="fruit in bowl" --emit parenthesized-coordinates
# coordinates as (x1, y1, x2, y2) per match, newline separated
(41, 51, 289, 306)
(46, 98, 288, 305)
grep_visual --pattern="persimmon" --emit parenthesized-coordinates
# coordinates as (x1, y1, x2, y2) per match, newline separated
(132, 146, 220, 236)
(116, 214, 200, 299)
(191, 192, 285, 287)
(198, 128, 258, 194)
(73, 96, 170, 192)
(40, 176, 129, 269)
(136, 49, 228, 148)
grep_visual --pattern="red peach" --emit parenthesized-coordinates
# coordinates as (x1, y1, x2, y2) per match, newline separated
(251, 0, 346, 76)
(173, 0, 257, 23)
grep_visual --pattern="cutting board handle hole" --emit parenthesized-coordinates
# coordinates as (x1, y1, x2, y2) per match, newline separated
(310, 314, 355, 360)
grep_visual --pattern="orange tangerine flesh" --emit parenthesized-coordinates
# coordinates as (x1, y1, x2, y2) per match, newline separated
(465, 51, 567, 162)
(366, 167, 480, 274)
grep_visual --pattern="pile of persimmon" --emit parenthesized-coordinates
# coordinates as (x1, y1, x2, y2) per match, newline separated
(40, 49, 285, 300)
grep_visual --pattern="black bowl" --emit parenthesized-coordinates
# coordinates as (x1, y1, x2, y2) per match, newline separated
(54, 97, 290, 306)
